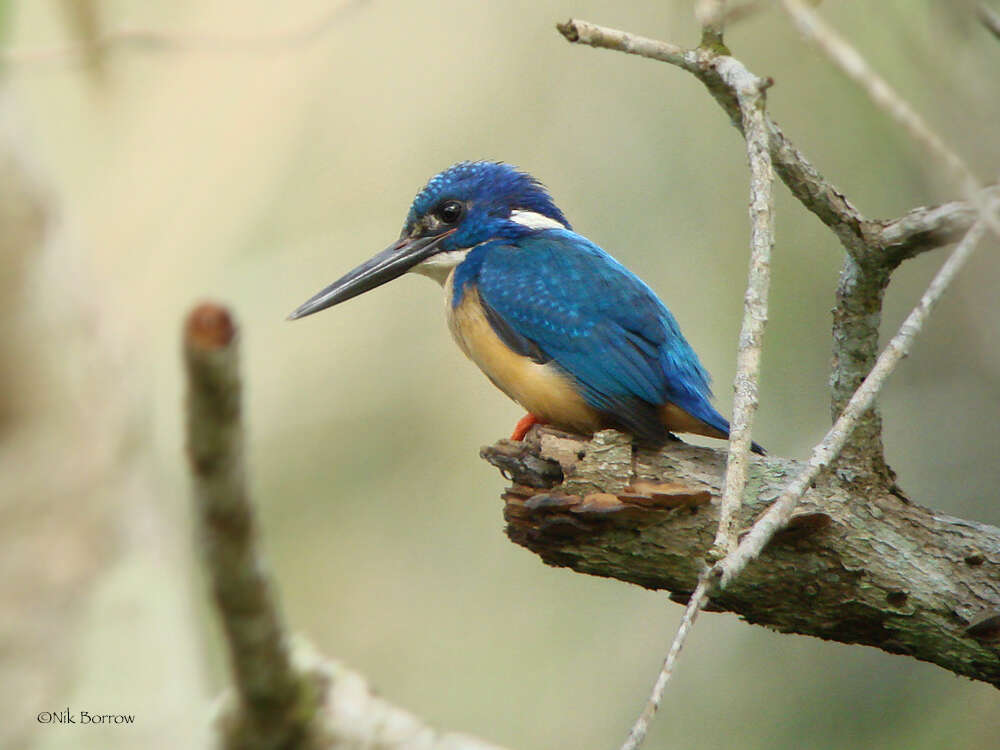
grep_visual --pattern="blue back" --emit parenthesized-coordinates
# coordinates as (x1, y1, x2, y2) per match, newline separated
(452, 229, 729, 442)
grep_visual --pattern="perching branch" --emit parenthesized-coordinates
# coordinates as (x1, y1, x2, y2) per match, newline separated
(714, 218, 989, 588)
(554, 17, 997, 746)
(183, 302, 510, 750)
(482, 428, 1000, 687)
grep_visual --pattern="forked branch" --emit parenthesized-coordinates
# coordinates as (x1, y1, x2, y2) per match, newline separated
(482, 428, 1000, 687)
(553, 15, 998, 749)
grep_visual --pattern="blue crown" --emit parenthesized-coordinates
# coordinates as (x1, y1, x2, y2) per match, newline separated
(404, 161, 571, 234)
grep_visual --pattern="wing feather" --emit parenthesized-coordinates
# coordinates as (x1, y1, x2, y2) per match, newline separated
(471, 231, 722, 442)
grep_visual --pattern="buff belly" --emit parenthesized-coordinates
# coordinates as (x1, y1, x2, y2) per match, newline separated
(443, 275, 724, 440)
(445, 281, 603, 434)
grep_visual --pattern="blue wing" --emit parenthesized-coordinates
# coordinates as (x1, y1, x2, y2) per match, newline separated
(457, 230, 733, 443)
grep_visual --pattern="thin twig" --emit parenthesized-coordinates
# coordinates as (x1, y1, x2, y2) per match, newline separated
(779, 0, 970, 188)
(1, 0, 367, 68)
(696, 0, 728, 47)
(622, 215, 986, 750)
(557, 19, 872, 260)
(620, 575, 712, 750)
(979, 2, 1000, 41)
(780, 0, 1000, 242)
(558, 13, 997, 485)
(559, 17, 996, 750)
(557, 20, 691, 68)
(875, 185, 1000, 265)
(713, 66, 774, 557)
(184, 302, 310, 748)
(620, 17, 774, 747)
(715, 218, 987, 586)
(559, 17, 1000, 263)
(187, 302, 513, 747)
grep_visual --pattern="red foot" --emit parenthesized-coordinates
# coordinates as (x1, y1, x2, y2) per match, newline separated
(511, 413, 546, 441)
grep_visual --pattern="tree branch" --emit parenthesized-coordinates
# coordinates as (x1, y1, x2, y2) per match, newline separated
(184, 302, 510, 750)
(873, 185, 1000, 266)
(211, 646, 510, 750)
(554, 15, 999, 746)
(695, 0, 728, 49)
(555, 18, 891, 480)
(620, 17, 777, 744)
(556, 15, 997, 487)
(776, 0, 1000, 475)
(780, 0, 1000, 243)
(714, 65, 773, 557)
(981, 2, 1000, 41)
(714, 220, 988, 598)
(482, 429, 1000, 687)
(184, 303, 309, 750)
(828, 255, 891, 479)
(556, 18, 872, 260)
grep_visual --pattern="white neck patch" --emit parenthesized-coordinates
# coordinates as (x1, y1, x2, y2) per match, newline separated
(410, 249, 471, 285)
(509, 210, 566, 230)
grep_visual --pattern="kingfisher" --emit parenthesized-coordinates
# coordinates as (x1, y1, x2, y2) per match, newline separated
(290, 161, 763, 454)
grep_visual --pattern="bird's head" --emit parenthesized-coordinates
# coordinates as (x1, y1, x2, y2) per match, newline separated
(288, 161, 570, 319)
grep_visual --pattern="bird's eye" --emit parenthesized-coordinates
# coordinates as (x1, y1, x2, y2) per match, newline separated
(435, 200, 464, 225)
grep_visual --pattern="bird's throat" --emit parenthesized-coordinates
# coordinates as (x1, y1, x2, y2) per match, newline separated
(410, 249, 471, 285)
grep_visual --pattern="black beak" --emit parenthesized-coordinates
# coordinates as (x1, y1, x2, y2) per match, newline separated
(288, 230, 454, 320)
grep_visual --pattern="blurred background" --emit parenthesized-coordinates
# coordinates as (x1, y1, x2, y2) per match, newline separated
(2, 1, 998, 748)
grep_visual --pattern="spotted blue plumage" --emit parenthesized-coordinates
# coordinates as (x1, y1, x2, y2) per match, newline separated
(452, 231, 738, 444)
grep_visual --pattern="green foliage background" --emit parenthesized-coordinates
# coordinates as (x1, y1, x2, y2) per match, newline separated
(6, 1, 998, 749)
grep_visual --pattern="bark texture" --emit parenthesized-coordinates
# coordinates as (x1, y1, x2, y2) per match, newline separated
(482, 428, 1000, 687)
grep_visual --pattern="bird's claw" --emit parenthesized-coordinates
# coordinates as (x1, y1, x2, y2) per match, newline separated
(511, 413, 544, 441)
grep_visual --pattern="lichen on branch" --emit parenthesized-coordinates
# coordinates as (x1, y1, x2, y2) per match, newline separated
(483, 427, 1000, 688)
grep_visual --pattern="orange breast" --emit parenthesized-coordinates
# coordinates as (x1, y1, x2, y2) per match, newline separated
(445, 280, 602, 434)
(443, 276, 727, 442)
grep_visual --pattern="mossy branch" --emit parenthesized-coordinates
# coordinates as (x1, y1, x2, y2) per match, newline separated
(483, 428, 1000, 688)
